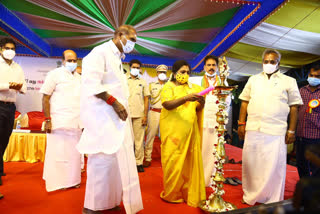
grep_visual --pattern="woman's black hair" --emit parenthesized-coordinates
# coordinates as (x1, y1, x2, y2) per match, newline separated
(171, 60, 191, 82)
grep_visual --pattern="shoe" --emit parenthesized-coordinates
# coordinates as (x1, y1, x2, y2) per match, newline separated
(0, 192, 3, 199)
(223, 177, 238, 186)
(143, 161, 151, 168)
(232, 177, 242, 184)
(137, 165, 144, 173)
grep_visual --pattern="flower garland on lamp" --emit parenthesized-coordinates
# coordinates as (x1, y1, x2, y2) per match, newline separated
(199, 57, 237, 212)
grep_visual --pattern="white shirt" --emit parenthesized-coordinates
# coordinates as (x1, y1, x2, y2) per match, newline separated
(239, 71, 303, 136)
(0, 56, 27, 102)
(40, 66, 81, 130)
(77, 40, 131, 155)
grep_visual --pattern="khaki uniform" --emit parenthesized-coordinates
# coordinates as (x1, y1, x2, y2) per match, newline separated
(128, 77, 150, 165)
(145, 81, 164, 162)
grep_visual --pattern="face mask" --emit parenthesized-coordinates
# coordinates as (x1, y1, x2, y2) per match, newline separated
(2, 49, 16, 60)
(205, 71, 216, 77)
(158, 73, 167, 81)
(65, 62, 77, 72)
(120, 36, 135, 53)
(308, 77, 320, 86)
(176, 73, 189, 84)
(263, 63, 278, 74)
(130, 68, 140, 77)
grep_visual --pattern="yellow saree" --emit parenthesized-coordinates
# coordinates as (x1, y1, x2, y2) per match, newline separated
(159, 81, 206, 207)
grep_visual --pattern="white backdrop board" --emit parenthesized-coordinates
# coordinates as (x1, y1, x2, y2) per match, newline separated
(14, 56, 61, 114)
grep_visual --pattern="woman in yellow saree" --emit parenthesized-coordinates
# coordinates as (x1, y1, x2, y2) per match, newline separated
(160, 60, 206, 207)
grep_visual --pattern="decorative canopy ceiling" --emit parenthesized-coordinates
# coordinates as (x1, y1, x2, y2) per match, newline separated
(1, 0, 319, 80)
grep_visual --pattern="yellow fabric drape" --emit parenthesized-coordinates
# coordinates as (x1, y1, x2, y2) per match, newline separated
(159, 81, 206, 207)
(3, 132, 46, 163)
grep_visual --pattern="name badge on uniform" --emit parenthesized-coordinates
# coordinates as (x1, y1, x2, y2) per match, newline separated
(307, 99, 320, 113)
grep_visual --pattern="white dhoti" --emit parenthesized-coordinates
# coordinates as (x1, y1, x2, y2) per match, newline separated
(202, 127, 217, 187)
(84, 153, 122, 210)
(202, 92, 219, 187)
(242, 130, 287, 205)
(43, 129, 82, 192)
(81, 121, 143, 213)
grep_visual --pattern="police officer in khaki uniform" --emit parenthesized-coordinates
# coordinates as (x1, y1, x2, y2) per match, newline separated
(143, 65, 168, 168)
(127, 59, 150, 173)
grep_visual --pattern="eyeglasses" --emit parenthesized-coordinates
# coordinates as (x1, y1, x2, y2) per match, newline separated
(263, 60, 278, 65)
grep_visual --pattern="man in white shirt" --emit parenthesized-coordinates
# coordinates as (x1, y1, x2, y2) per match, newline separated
(0, 38, 26, 186)
(76, 25, 143, 214)
(40, 50, 82, 192)
(201, 55, 232, 187)
(238, 49, 303, 205)
(143, 64, 168, 168)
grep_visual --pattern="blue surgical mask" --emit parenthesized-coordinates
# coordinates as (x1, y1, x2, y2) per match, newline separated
(308, 77, 320, 86)
(65, 62, 77, 72)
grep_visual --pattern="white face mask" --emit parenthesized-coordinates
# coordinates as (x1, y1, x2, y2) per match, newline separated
(2, 49, 16, 60)
(205, 71, 216, 77)
(263, 63, 278, 74)
(120, 36, 135, 53)
(65, 62, 77, 72)
(130, 68, 140, 77)
(158, 73, 167, 81)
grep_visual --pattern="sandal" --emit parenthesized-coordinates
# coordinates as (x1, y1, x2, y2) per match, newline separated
(228, 158, 236, 164)
(232, 177, 242, 184)
(227, 159, 242, 164)
(223, 177, 238, 186)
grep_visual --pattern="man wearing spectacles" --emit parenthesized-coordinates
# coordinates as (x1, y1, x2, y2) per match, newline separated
(238, 49, 303, 205)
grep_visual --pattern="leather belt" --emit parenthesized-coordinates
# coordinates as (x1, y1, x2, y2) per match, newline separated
(150, 107, 162, 113)
(0, 100, 14, 105)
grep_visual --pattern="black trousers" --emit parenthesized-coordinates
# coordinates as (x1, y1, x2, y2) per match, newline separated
(0, 102, 16, 175)
(296, 137, 320, 178)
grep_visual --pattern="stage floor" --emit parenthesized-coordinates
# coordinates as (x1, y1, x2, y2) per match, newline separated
(0, 140, 299, 214)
